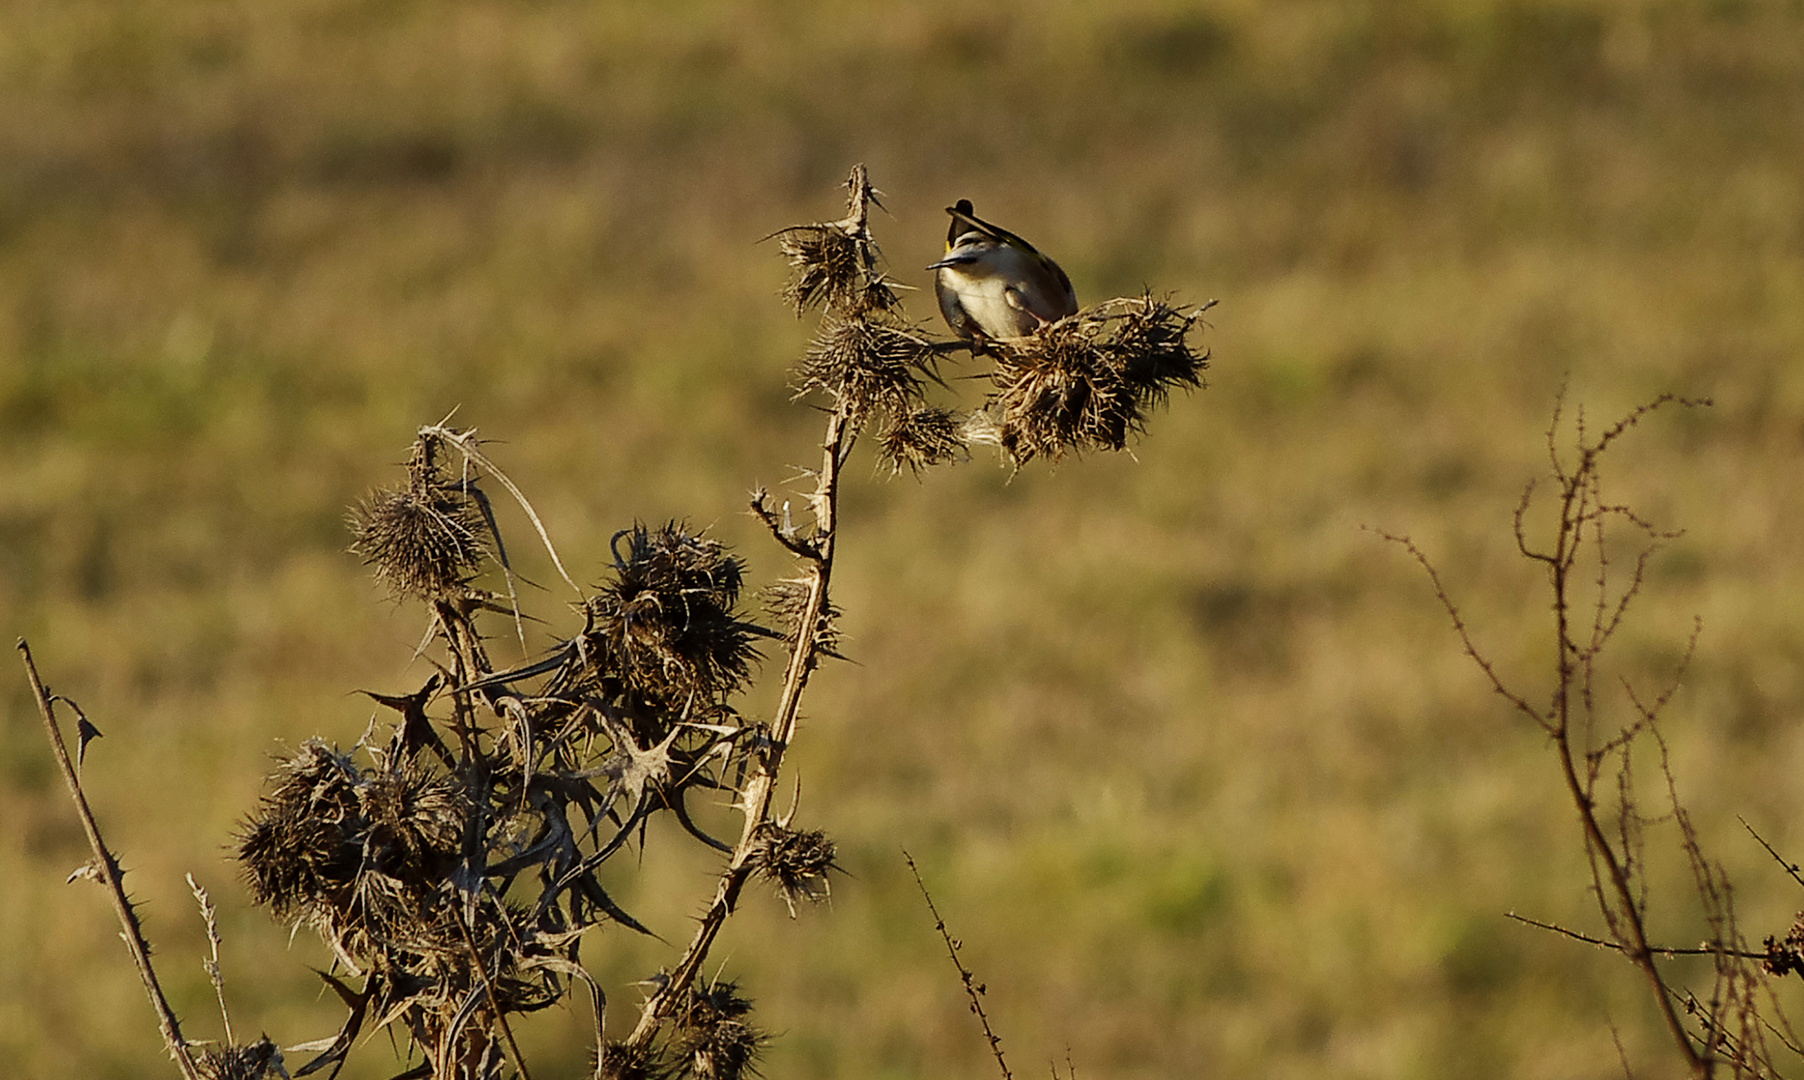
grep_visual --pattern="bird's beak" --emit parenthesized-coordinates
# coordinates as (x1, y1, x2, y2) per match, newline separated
(927, 243, 979, 271)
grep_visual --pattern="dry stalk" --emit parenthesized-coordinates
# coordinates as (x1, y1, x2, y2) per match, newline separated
(624, 168, 875, 1048)
(19, 639, 206, 1080)
(906, 851, 1014, 1080)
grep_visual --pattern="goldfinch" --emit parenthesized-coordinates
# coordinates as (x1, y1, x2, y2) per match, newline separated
(929, 199, 1078, 342)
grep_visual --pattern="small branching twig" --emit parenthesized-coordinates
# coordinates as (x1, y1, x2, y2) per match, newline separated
(187, 874, 234, 1048)
(906, 852, 1013, 1080)
(1383, 394, 1781, 1079)
(1505, 913, 1768, 961)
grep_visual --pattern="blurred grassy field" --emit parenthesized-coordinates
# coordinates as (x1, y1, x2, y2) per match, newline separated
(5, 1, 1804, 1076)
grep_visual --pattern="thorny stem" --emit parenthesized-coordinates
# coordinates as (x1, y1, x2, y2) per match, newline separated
(627, 402, 853, 1048)
(18, 639, 206, 1080)
(626, 165, 875, 1049)
(907, 851, 1014, 1080)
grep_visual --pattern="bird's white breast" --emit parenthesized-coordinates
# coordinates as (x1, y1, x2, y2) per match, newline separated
(938, 246, 1044, 339)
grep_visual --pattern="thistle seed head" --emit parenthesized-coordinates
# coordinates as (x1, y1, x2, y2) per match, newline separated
(598, 1039, 680, 1080)
(348, 436, 489, 601)
(987, 294, 1210, 465)
(585, 523, 762, 708)
(749, 824, 839, 916)
(878, 406, 966, 477)
(677, 981, 765, 1080)
(194, 1038, 286, 1080)
(795, 315, 936, 428)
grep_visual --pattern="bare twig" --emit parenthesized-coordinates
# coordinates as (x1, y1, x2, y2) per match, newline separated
(1505, 913, 1768, 960)
(906, 851, 1013, 1080)
(1390, 396, 1734, 1078)
(187, 874, 234, 1047)
(1741, 818, 1804, 892)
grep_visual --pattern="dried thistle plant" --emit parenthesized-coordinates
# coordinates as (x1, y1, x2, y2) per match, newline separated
(22, 164, 1210, 1080)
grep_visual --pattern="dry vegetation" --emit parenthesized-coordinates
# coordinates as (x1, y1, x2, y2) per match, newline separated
(14, 166, 1206, 1079)
(6, 3, 1804, 1079)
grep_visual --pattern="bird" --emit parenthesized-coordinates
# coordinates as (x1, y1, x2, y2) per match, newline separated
(929, 199, 1078, 343)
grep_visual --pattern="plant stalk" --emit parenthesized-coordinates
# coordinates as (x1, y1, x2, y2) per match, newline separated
(626, 404, 851, 1046)
(19, 639, 205, 1080)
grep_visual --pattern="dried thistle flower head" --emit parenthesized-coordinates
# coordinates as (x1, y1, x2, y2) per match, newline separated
(986, 293, 1211, 465)
(773, 163, 896, 318)
(677, 981, 765, 1080)
(878, 406, 966, 477)
(236, 741, 363, 922)
(761, 577, 841, 667)
(348, 435, 489, 601)
(586, 523, 763, 707)
(236, 741, 464, 946)
(775, 224, 899, 317)
(795, 315, 937, 428)
(194, 1038, 287, 1080)
(749, 824, 839, 916)
(598, 1039, 679, 1080)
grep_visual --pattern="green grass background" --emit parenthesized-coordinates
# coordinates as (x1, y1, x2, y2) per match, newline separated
(5, 1, 1804, 1076)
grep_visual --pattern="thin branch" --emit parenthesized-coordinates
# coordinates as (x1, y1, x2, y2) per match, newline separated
(187, 874, 234, 1047)
(1742, 818, 1804, 892)
(906, 851, 1014, 1080)
(1506, 913, 1768, 960)
(19, 639, 205, 1080)
(1366, 527, 1547, 729)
